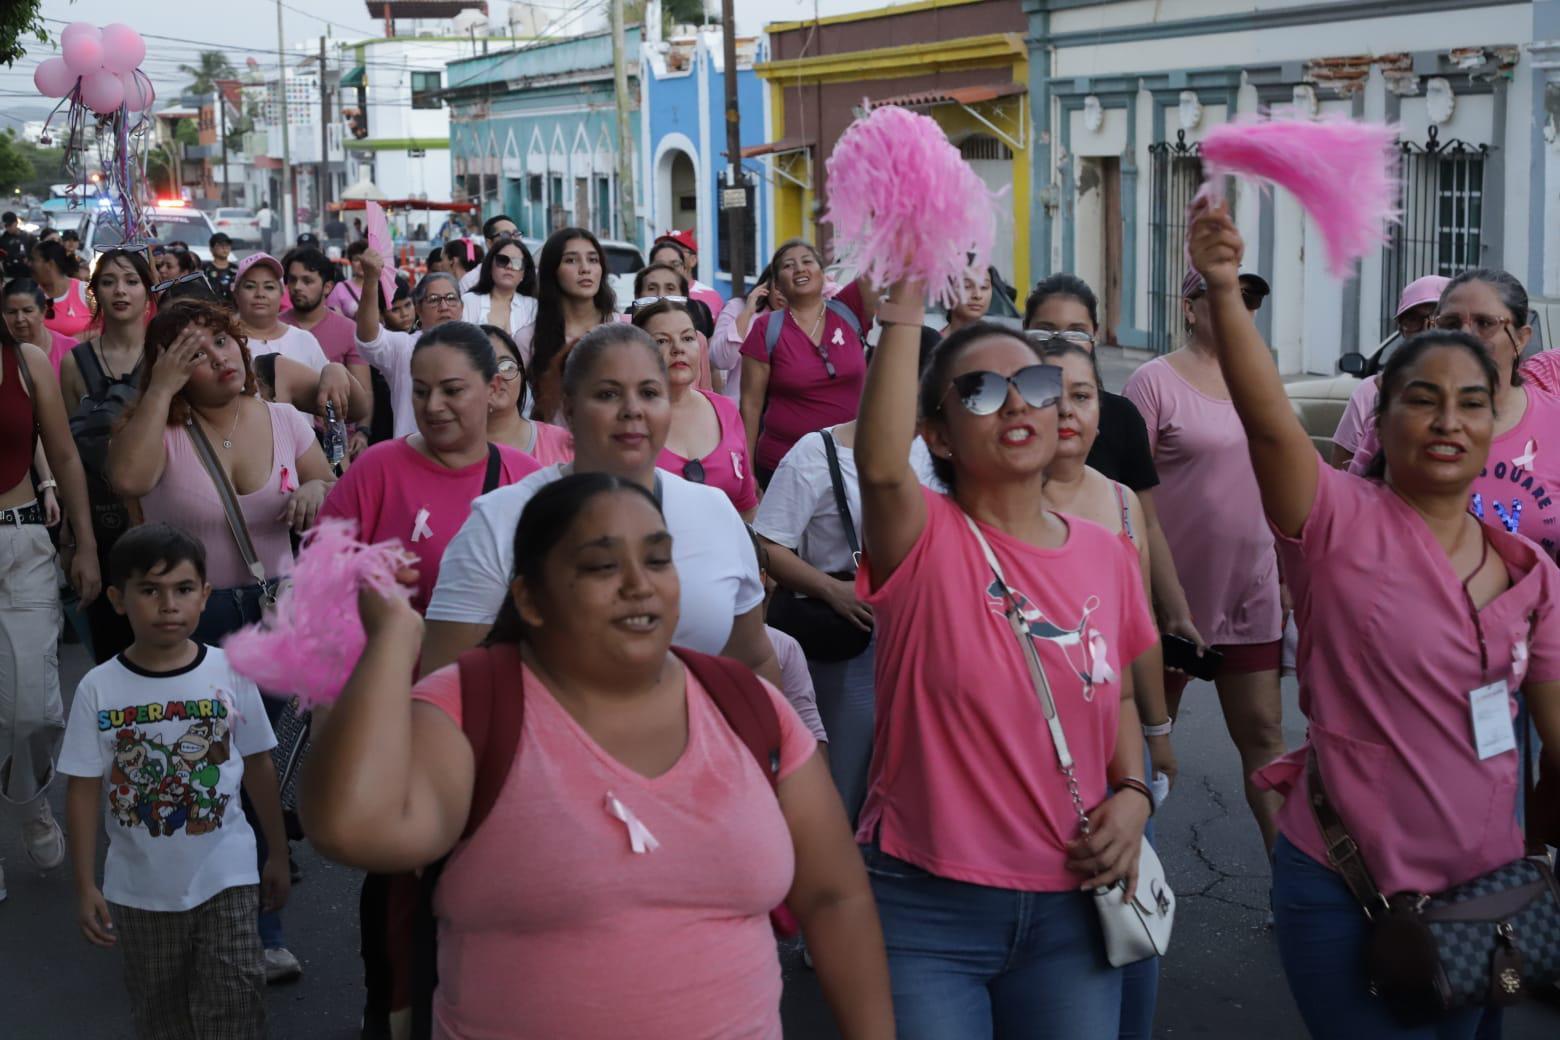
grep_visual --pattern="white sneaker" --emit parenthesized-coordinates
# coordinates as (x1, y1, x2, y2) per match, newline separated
(22, 801, 65, 871)
(264, 946, 303, 985)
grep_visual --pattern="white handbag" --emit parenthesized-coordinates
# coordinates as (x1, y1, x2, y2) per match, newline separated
(963, 514, 1175, 967)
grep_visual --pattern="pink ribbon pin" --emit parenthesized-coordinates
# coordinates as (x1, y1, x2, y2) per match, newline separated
(604, 792, 660, 854)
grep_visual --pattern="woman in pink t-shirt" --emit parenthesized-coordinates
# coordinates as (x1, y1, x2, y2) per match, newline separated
(320, 322, 540, 613)
(1188, 200, 1560, 1037)
(304, 473, 893, 1039)
(479, 324, 574, 467)
(1123, 271, 1286, 860)
(635, 298, 758, 518)
(30, 240, 93, 339)
(740, 240, 876, 484)
(855, 288, 1159, 1036)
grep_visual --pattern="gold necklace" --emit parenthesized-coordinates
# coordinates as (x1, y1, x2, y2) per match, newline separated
(791, 304, 824, 341)
(196, 404, 242, 450)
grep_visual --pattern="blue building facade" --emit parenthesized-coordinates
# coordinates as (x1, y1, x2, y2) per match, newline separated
(639, 31, 771, 298)
(446, 28, 643, 245)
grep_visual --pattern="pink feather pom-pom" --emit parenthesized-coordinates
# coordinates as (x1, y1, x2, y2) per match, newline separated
(823, 104, 996, 307)
(223, 519, 416, 709)
(1198, 116, 1400, 277)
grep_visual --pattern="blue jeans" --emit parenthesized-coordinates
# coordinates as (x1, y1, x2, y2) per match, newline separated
(809, 638, 875, 825)
(1272, 835, 1500, 1039)
(863, 844, 1122, 1039)
(196, 584, 288, 950)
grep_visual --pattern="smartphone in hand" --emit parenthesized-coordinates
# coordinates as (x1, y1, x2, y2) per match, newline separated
(1163, 634, 1222, 681)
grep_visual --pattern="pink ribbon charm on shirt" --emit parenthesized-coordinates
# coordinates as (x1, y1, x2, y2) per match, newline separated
(604, 792, 660, 854)
(1514, 439, 1538, 469)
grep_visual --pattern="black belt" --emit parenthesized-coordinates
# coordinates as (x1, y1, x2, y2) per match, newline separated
(0, 501, 45, 526)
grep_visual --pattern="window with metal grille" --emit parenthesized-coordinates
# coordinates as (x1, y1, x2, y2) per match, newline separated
(411, 71, 441, 110)
(1147, 130, 1203, 355)
(717, 183, 758, 279)
(527, 175, 543, 204)
(1379, 126, 1487, 338)
(959, 135, 1013, 162)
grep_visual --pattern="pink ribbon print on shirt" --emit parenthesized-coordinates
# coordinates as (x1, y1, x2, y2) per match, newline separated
(982, 579, 1113, 701)
(605, 791, 660, 854)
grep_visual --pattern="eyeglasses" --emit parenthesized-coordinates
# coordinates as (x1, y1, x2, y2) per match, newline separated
(496, 356, 522, 382)
(682, 458, 706, 484)
(630, 295, 690, 311)
(941, 364, 1063, 416)
(420, 293, 461, 308)
(152, 271, 217, 302)
(1431, 312, 1518, 343)
(1025, 329, 1096, 349)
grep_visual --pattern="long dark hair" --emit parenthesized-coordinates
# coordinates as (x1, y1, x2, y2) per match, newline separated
(32, 239, 80, 280)
(919, 321, 1043, 490)
(472, 235, 536, 297)
(486, 473, 665, 644)
(482, 323, 528, 413)
(529, 227, 618, 408)
(1364, 329, 1500, 480)
(88, 249, 157, 330)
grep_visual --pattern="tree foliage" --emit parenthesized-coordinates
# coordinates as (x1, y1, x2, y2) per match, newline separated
(179, 51, 237, 95)
(0, 0, 47, 68)
(0, 130, 67, 200)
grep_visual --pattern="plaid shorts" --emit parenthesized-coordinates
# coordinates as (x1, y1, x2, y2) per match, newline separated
(109, 885, 266, 1040)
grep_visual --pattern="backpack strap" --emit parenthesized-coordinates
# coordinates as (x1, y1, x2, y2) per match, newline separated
(73, 341, 111, 400)
(411, 642, 528, 1040)
(762, 308, 784, 357)
(674, 647, 781, 791)
(825, 297, 863, 341)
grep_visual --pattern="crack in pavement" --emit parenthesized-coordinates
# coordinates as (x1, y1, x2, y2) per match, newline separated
(1180, 772, 1269, 911)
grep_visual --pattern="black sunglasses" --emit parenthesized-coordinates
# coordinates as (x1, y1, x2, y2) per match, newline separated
(682, 458, 707, 484)
(152, 271, 218, 302)
(493, 251, 528, 271)
(942, 364, 1063, 416)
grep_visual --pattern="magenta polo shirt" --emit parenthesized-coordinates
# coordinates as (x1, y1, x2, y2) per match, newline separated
(1255, 464, 1560, 895)
(739, 282, 869, 472)
(855, 487, 1157, 890)
(656, 389, 758, 514)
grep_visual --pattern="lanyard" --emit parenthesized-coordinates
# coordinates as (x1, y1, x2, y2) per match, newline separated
(1459, 530, 1492, 681)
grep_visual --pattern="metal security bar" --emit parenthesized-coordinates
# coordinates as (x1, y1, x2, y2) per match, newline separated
(1380, 126, 1488, 338)
(1148, 131, 1203, 355)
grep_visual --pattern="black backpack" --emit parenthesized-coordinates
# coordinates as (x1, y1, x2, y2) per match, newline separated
(69, 342, 142, 546)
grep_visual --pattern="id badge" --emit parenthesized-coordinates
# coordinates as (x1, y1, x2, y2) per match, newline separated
(1468, 679, 1517, 760)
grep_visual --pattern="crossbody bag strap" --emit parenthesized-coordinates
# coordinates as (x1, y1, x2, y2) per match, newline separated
(1305, 750, 1390, 918)
(480, 443, 501, 496)
(820, 430, 859, 562)
(961, 512, 1091, 834)
(184, 417, 267, 586)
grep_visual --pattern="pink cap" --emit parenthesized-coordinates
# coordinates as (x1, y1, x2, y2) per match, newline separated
(1395, 275, 1450, 319)
(235, 252, 284, 281)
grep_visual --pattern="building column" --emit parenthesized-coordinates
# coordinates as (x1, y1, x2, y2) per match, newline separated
(1531, 37, 1560, 300)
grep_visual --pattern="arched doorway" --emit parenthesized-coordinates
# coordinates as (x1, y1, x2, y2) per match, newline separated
(960, 133, 1015, 287)
(654, 144, 699, 241)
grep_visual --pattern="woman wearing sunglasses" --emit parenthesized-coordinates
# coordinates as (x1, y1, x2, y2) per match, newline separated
(1121, 268, 1287, 864)
(1347, 271, 1560, 557)
(481, 323, 574, 466)
(631, 298, 756, 518)
(461, 236, 537, 344)
(422, 323, 780, 689)
(855, 286, 1159, 1036)
(740, 240, 877, 487)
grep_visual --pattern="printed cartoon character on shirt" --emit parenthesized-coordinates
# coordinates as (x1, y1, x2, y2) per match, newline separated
(983, 579, 1114, 700)
(109, 783, 140, 829)
(103, 698, 233, 838)
(1473, 438, 1557, 557)
(173, 719, 232, 835)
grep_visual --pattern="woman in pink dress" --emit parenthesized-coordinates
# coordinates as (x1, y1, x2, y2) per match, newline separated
(1122, 270, 1286, 859)
(30, 240, 92, 340)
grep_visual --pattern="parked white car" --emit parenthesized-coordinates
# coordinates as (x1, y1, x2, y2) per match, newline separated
(212, 207, 261, 246)
(518, 235, 644, 308)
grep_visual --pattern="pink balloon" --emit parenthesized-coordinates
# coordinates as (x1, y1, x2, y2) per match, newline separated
(33, 57, 77, 99)
(120, 70, 156, 113)
(59, 22, 100, 47)
(80, 69, 125, 115)
(99, 24, 146, 75)
(62, 33, 105, 77)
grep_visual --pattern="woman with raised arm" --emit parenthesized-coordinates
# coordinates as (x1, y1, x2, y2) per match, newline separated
(853, 280, 1159, 1036)
(1188, 198, 1560, 1038)
(354, 249, 465, 438)
(304, 474, 894, 1039)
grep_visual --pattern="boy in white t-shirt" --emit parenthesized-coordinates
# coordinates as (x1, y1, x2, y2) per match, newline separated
(60, 524, 289, 1040)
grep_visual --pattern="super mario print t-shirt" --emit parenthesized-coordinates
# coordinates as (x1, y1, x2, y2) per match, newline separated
(57, 645, 277, 912)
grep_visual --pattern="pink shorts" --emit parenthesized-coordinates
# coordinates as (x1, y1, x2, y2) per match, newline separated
(1163, 638, 1282, 700)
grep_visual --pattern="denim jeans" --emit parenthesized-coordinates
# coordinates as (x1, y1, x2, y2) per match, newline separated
(197, 583, 288, 951)
(863, 844, 1122, 1039)
(1272, 835, 1500, 1039)
(809, 637, 875, 826)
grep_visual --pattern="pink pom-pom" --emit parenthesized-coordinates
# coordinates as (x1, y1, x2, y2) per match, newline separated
(224, 519, 416, 708)
(823, 104, 996, 307)
(1199, 117, 1400, 277)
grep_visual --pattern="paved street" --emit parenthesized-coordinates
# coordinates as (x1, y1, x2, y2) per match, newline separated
(5, 639, 1559, 1038)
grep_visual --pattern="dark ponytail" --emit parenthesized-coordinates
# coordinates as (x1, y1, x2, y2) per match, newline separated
(485, 473, 664, 644)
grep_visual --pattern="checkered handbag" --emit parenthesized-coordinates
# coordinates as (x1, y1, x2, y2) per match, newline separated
(269, 697, 311, 814)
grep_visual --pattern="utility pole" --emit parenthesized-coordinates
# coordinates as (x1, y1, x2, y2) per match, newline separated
(720, 0, 745, 296)
(275, 0, 295, 244)
(218, 82, 231, 207)
(610, 0, 636, 243)
(318, 36, 330, 226)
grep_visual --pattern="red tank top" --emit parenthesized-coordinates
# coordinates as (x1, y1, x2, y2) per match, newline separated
(0, 345, 37, 490)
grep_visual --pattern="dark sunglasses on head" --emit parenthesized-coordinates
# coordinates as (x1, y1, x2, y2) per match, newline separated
(942, 364, 1063, 416)
(630, 294, 690, 312)
(682, 458, 706, 484)
(152, 271, 218, 303)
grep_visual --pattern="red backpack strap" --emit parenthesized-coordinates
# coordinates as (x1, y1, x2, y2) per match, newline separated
(674, 648, 781, 792)
(454, 643, 527, 841)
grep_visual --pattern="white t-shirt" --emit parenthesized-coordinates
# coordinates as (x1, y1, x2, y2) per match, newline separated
(248, 323, 330, 373)
(461, 291, 538, 363)
(57, 646, 277, 912)
(428, 464, 765, 654)
(356, 326, 420, 438)
(754, 427, 862, 575)
(459, 267, 480, 293)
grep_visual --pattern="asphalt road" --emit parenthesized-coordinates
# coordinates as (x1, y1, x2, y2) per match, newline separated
(5, 639, 1560, 1039)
